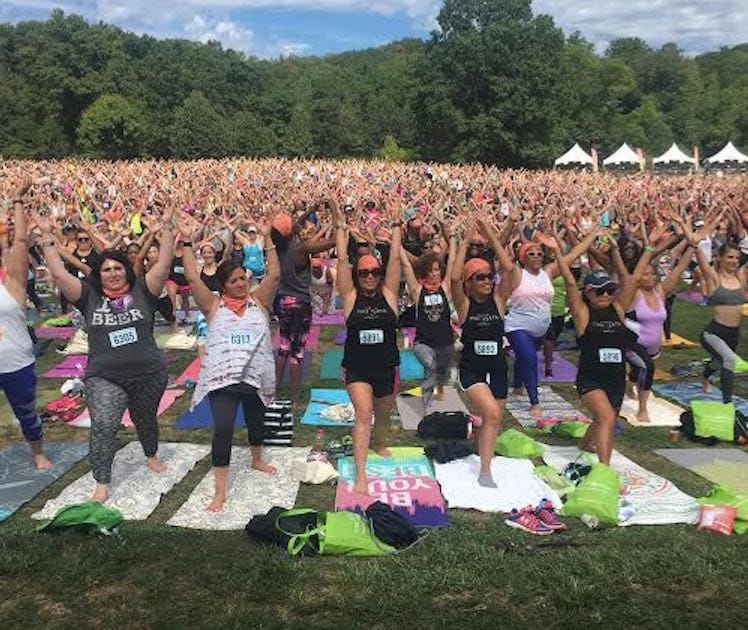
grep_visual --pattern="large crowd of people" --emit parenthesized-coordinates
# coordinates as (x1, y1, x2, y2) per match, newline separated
(1, 159, 746, 510)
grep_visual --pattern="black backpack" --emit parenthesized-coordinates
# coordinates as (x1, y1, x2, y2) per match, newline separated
(365, 501, 418, 549)
(417, 411, 471, 440)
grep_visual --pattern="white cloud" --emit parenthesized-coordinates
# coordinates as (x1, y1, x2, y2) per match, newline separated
(184, 14, 255, 52)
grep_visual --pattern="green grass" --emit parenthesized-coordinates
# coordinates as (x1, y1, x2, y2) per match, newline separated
(1, 297, 748, 629)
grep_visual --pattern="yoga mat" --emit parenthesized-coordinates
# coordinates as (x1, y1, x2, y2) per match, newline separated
(175, 358, 201, 386)
(536, 352, 577, 383)
(654, 368, 675, 382)
(320, 348, 424, 381)
(335, 447, 448, 527)
(334, 327, 347, 345)
(69, 389, 185, 429)
(272, 325, 320, 350)
(396, 386, 468, 431)
(653, 382, 748, 415)
(619, 393, 684, 427)
(168, 447, 309, 530)
(36, 326, 77, 340)
(434, 455, 562, 513)
(33, 441, 210, 521)
(402, 327, 416, 347)
(62, 329, 89, 355)
(62, 329, 197, 354)
(301, 388, 353, 426)
(655, 448, 748, 496)
(661, 333, 698, 349)
(313, 310, 345, 325)
(175, 395, 242, 430)
(676, 291, 704, 305)
(0, 441, 89, 522)
(542, 445, 698, 526)
(505, 386, 590, 429)
(41, 355, 87, 379)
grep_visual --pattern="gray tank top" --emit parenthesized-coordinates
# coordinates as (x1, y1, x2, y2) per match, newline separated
(278, 242, 312, 304)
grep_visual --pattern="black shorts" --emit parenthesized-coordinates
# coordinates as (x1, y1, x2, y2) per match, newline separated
(344, 366, 399, 398)
(576, 376, 624, 411)
(545, 315, 565, 343)
(458, 366, 508, 399)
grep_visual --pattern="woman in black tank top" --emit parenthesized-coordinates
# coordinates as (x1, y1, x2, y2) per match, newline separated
(335, 199, 403, 496)
(451, 219, 511, 488)
(401, 238, 457, 413)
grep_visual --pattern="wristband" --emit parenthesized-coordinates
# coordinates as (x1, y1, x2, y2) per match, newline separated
(182, 241, 193, 247)
(12, 198, 23, 205)
(644, 245, 656, 252)
(392, 221, 403, 227)
(264, 245, 276, 251)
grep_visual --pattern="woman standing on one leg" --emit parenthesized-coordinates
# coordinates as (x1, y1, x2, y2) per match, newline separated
(179, 214, 280, 512)
(336, 199, 402, 496)
(0, 179, 52, 469)
(400, 227, 457, 413)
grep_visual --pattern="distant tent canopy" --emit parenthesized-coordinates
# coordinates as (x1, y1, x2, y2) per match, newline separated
(652, 143, 695, 174)
(603, 143, 643, 172)
(705, 142, 748, 173)
(554, 143, 593, 169)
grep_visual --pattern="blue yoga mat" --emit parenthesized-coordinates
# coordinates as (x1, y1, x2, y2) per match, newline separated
(0, 441, 88, 521)
(320, 349, 424, 381)
(175, 396, 245, 430)
(301, 389, 353, 426)
(653, 382, 748, 415)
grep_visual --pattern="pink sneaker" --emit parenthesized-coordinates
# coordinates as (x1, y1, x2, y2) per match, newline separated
(504, 506, 554, 535)
(535, 499, 567, 531)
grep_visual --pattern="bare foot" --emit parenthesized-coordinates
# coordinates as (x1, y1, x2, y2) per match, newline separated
(702, 378, 712, 394)
(433, 386, 445, 402)
(206, 494, 226, 512)
(352, 479, 370, 495)
(147, 457, 167, 473)
(625, 382, 636, 399)
(513, 387, 525, 397)
(34, 453, 54, 470)
(636, 410, 651, 424)
(170, 321, 178, 333)
(92, 484, 108, 503)
(252, 460, 277, 474)
(529, 405, 543, 419)
(373, 445, 392, 457)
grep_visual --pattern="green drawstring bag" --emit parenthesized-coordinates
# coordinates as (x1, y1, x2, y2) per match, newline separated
(697, 484, 748, 534)
(319, 511, 395, 557)
(275, 508, 323, 556)
(551, 421, 590, 439)
(495, 429, 545, 458)
(692, 401, 735, 442)
(534, 465, 576, 497)
(560, 463, 621, 525)
(37, 502, 123, 535)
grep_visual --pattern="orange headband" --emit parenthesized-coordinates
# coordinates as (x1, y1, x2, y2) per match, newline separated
(463, 257, 491, 282)
(357, 254, 380, 270)
(519, 242, 541, 261)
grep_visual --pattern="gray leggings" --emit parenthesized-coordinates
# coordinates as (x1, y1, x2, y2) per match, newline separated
(85, 371, 168, 483)
(413, 342, 455, 409)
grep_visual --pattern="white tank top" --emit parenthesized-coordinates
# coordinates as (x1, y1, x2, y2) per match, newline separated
(0, 282, 34, 374)
(191, 299, 276, 409)
(504, 269, 554, 337)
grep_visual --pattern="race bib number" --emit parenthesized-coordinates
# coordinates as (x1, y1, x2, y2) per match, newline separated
(599, 348, 622, 364)
(424, 293, 443, 307)
(474, 341, 498, 356)
(359, 329, 384, 345)
(109, 327, 138, 348)
(228, 330, 254, 349)
(173, 266, 184, 275)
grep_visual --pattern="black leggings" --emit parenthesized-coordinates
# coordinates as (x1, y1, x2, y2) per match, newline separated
(627, 343, 656, 392)
(208, 383, 266, 467)
(663, 294, 676, 340)
(701, 321, 740, 403)
(156, 295, 175, 323)
(26, 278, 43, 312)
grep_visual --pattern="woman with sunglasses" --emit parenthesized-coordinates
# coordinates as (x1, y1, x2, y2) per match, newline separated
(336, 199, 402, 496)
(555, 236, 634, 465)
(37, 209, 176, 502)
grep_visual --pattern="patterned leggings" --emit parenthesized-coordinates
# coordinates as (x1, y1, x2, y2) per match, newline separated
(85, 371, 168, 483)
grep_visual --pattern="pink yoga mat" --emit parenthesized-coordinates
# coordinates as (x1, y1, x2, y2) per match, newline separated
(272, 325, 320, 350)
(36, 327, 77, 340)
(175, 358, 201, 386)
(68, 389, 185, 429)
(41, 356, 88, 379)
(313, 310, 345, 325)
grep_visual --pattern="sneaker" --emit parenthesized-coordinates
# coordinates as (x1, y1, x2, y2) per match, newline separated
(504, 506, 554, 535)
(535, 500, 567, 531)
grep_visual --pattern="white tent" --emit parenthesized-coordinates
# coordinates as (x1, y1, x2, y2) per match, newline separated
(653, 143, 695, 165)
(705, 141, 748, 165)
(603, 143, 643, 167)
(554, 143, 593, 167)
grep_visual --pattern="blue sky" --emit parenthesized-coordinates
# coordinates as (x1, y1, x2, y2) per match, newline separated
(1, 1, 746, 58)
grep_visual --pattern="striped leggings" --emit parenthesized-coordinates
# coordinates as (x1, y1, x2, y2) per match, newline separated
(85, 371, 168, 483)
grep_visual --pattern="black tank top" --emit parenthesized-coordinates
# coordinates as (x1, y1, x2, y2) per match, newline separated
(343, 291, 399, 370)
(415, 287, 453, 347)
(577, 305, 632, 383)
(459, 296, 505, 371)
(201, 269, 220, 293)
(169, 256, 186, 285)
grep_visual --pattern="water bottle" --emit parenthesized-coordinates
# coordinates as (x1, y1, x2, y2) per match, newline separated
(308, 429, 328, 462)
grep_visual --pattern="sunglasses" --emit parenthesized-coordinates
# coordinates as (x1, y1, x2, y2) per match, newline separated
(77, 237, 90, 242)
(587, 285, 618, 296)
(525, 251, 543, 258)
(471, 273, 493, 282)
(358, 267, 382, 279)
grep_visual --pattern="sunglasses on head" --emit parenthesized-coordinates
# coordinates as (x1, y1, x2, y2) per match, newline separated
(588, 284, 618, 296)
(471, 273, 493, 282)
(358, 267, 382, 279)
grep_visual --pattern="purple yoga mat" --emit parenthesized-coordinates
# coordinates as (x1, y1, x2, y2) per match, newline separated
(334, 327, 347, 345)
(537, 352, 577, 383)
(36, 327, 77, 340)
(676, 291, 705, 305)
(41, 355, 87, 379)
(313, 310, 345, 325)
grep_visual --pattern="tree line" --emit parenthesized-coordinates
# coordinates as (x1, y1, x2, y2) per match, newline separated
(0, 1, 746, 167)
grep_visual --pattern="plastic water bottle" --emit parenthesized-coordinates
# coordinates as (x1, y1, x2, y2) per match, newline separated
(308, 429, 328, 462)
(580, 514, 599, 529)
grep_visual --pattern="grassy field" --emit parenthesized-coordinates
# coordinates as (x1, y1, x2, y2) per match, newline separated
(1, 297, 748, 629)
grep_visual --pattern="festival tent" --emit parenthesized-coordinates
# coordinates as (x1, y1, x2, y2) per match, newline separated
(603, 143, 644, 172)
(652, 143, 695, 174)
(554, 143, 594, 169)
(705, 142, 748, 172)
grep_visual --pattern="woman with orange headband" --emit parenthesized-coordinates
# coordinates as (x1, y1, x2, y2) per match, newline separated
(335, 198, 402, 496)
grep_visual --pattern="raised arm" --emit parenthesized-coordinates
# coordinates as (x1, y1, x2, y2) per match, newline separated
(37, 215, 83, 303)
(145, 208, 175, 296)
(555, 237, 587, 336)
(3, 179, 33, 301)
(661, 240, 694, 297)
(450, 225, 472, 315)
(382, 214, 402, 298)
(252, 219, 281, 313)
(177, 217, 219, 317)
(333, 201, 355, 303)
(400, 245, 420, 300)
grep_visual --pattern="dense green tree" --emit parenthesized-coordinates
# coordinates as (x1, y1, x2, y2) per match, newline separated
(77, 94, 146, 157)
(170, 91, 228, 158)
